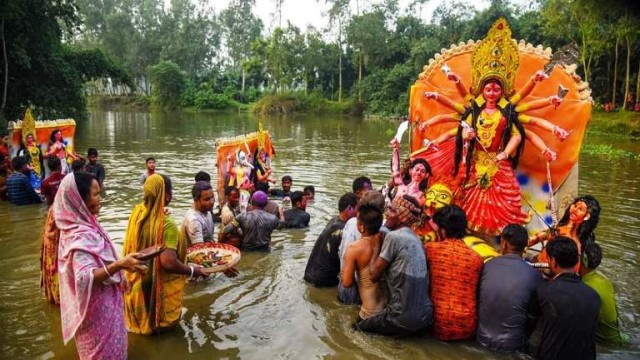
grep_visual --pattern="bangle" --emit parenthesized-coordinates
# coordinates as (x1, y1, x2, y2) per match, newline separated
(103, 264, 112, 278)
(188, 265, 194, 279)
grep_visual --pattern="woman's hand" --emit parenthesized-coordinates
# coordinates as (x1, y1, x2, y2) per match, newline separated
(552, 125, 568, 141)
(543, 148, 557, 162)
(424, 92, 438, 100)
(389, 137, 400, 149)
(446, 71, 461, 83)
(223, 267, 239, 278)
(496, 152, 509, 161)
(463, 128, 476, 140)
(532, 70, 548, 83)
(549, 95, 562, 108)
(118, 253, 149, 273)
(192, 264, 208, 279)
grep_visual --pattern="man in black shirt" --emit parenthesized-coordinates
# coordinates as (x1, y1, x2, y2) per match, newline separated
(284, 191, 310, 228)
(530, 237, 600, 360)
(85, 148, 105, 189)
(304, 192, 357, 287)
(270, 175, 292, 198)
(477, 224, 542, 352)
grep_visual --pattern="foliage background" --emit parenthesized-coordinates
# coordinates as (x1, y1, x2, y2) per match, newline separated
(0, 0, 638, 121)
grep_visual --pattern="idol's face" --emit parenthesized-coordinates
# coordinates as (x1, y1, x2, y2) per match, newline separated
(483, 81, 503, 103)
(425, 183, 453, 210)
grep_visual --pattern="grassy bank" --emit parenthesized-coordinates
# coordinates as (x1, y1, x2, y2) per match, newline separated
(588, 110, 640, 138)
(87, 93, 362, 116)
(252, 93, 364, 116)
(87, 95, 151, 109)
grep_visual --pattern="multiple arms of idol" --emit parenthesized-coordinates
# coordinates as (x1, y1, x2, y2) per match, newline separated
(420, 69, 568, 159)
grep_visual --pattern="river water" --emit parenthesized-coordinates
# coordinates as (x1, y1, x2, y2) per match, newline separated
(0, 109, 638, 359)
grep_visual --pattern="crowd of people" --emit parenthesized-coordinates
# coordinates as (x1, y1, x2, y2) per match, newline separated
(0, 128, 629, 359)
(3, 138, 316, 358)
(303, 172, 628, 359)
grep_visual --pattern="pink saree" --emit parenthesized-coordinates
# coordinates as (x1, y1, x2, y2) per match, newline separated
(53, 174, 127, 359)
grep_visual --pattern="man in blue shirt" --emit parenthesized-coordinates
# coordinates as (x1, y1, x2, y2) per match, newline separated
(6, 156, 42, 205)
(477, 224, 542, 352)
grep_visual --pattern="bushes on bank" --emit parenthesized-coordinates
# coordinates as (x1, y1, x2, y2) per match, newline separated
(195, 92, 230, 109)
(252, 92, 363, 116)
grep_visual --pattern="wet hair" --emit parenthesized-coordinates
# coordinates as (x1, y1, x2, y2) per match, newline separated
(433, 205, 467, 239)
(557, 195, 601, 251)
(194, 171, 211, 182)
(72, 159, 86, 172)
(358, 204, 383, 235)
(255, 181, 270, 192)
(454, 78, 526, 179)
(410, 158, 432, 191)
(584, 242, 603, 270)
(290, 191, 305, 207)
(47, 157, 61, 172)
(546, 236, 579, 269)
(87, 148, 98, 157)
(74, 171, 96, 202)
(501, 224, 528, 252)
(49, 129, 62, 144)
(11, 156, 28, 171)
(192, 181, 213, 200)
(352, 176, 372, 193)
(338, 192, 358, 212)
(146, 157, 156, 164)
(303, 185, 315, 195)
(281, 175, 292, 183)
(360, 191, 385, 212)
(160, 174, 172, 194)
(224, 185, 239, 197)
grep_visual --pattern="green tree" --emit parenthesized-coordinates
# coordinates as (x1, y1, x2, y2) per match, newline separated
(541, 0, 608, 84)
(0, 0, 129, 121)
(147, 60, 186, 109)
(325, 0, 351, 102)
(221, 0, 263, 92)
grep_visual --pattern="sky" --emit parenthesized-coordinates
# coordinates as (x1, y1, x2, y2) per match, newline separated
(211, 0, 500, 34)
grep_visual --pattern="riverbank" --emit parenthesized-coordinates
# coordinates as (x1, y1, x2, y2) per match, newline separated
(87, 94, 364, 116)
(85, 95, 640, 139)
(588, 110, 640, 138)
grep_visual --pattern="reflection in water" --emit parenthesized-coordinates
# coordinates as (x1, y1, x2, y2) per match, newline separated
(0, 110, 638, 359)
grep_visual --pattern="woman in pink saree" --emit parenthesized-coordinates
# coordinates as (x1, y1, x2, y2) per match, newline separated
(54, 172, 147, 359)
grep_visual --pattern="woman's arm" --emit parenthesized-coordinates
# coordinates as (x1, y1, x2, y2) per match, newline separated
(445, 71, 470, 100)
(515, 95, 562, 113)
(424, 92, 466, 114)
(520, 114, 568, 140)
(510, 70, 548, 104)
(158, 248, 206, 277)
(524, 129, 556, 161)
(496, 130, 522, 162)
(418, 113, 461, 132)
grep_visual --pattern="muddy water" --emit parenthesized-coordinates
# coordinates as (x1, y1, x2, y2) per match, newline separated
(0, 110, 638, 359)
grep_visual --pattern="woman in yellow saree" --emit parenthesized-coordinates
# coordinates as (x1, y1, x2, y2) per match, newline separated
(122, 174, 206, 334)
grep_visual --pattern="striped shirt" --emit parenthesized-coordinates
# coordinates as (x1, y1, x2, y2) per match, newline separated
(7, 172, 42, 205)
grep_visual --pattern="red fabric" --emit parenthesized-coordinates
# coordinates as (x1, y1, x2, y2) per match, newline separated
(426, 240, 483, 340)
(462, 159, 528, 235)
(0, 144, 10, 171)
(41, 172, 65, 206)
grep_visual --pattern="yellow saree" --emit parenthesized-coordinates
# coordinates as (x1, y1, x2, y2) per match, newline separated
(123, 174, 187, 334)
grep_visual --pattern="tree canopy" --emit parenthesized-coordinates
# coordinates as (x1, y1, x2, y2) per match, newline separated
(1, 0, 639, 118)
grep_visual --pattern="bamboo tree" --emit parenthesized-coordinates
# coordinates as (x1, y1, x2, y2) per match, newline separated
(325, 0, 350, 103)
(1, 19, 7, 114)
(613, 36, 618, 106)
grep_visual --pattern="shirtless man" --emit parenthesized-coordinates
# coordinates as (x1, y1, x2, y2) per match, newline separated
(341, 192, 387, 321)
